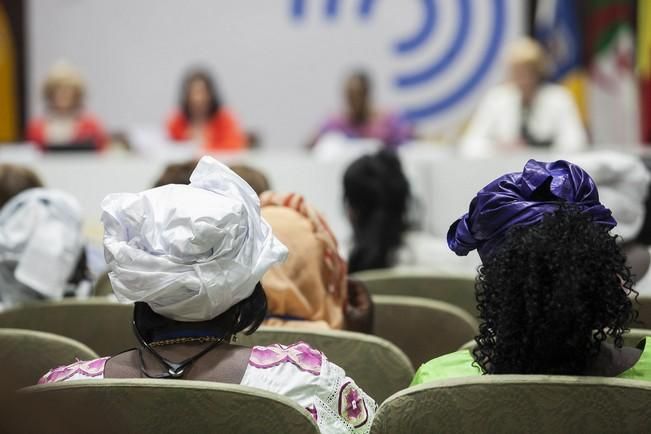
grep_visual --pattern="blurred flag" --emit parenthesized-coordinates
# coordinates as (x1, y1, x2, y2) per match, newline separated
(535, 0, 587, 121)
(586, 0, 639, 147)
(638, 1, 651, 144)
(0, 2, 18, 142)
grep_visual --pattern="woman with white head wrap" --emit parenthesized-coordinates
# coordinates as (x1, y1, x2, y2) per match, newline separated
(39, 157, 376, 434)
(0, 188, 87, 310)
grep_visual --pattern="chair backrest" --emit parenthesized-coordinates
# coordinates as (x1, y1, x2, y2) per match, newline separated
(0, 300, 136, 355)
(18, 379, 319, 434)
(0, 328, 98, 393)
(372, 295, 478, 369)
(92, 272, 114, 297)
(635, 296, 651, 329)
(622, 328, 651, 347)
(0, 328, 99, 433)
(459, 329, 651, 352)
(353, 268, 478, 317)
(237, 326, 413, 403)
(371, 375, 651, 434)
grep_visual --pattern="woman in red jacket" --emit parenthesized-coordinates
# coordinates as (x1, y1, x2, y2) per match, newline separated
(27, 62, 107, 151)
(167, 69, 246, 152)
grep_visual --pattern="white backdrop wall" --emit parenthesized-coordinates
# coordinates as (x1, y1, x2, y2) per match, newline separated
(29, 0, 524, 148)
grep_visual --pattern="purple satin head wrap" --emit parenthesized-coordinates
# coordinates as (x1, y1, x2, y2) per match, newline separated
(448, 159, 617, 260)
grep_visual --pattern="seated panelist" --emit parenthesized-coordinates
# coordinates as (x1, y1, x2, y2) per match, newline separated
(461, 38, 587, 157)
(27, 62, 107, 152)
(167, 69, 246, 152)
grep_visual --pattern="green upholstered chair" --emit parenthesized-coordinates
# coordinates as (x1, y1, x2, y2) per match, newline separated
(622, 328, 651, 347)
(18, 379, 319, 434)
(237, 326, 413, 403)
(92, 272, 114, 297)
(0, 328, 98, 393)
(634, 296, 651, 329)
(458, 329, 651, 352)
(0, 328, 99, 433)
(352, 268, 478, 318)
(0, 300, 135, 355)
(458, 339, 476, 351)
(372, 295, 478, 369)
(370, 375, 651, 434)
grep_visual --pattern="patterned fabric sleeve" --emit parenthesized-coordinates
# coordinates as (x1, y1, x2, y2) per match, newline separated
(241, 342, 377, 434)
(38, 357, 109, 384)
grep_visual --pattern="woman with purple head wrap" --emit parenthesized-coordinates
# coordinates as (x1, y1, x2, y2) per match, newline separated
(412, 160, 651, 385)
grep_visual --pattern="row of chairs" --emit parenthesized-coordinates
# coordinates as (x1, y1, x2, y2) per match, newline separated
(96, 267, 651, 331)
(354, 268, 651, 328)
(4, 328, 651, 433)
(0, 295, 478, 395)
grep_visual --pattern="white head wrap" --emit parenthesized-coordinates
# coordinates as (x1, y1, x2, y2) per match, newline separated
(0, 188, 84, 302)
(101, 156, 288, 322)
(573, 151, 651, 240)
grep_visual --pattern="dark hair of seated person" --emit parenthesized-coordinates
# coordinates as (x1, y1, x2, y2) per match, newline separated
(343, 150, 410, 273)
(134, 283, 268, 344)
(472, 206, 638, 376)
(153, 161, 270, 196)
(153, 160, 198, 187)
(0, 164, 43, 209)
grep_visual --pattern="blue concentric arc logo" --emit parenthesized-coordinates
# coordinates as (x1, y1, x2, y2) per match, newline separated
(290, 0, 508, 122)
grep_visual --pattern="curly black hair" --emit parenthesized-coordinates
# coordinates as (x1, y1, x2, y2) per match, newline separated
(472, 206, 637, 375)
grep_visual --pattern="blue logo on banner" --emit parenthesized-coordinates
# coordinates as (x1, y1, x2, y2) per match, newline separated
(290, 0, 507, 122)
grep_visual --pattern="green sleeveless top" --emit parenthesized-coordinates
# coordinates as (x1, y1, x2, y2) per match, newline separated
(411, 338, 651, 386)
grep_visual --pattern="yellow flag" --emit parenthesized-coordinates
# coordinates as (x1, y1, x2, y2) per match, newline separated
(639, 0, 651, 77)
(561, 70, 587, 124)
(0, 3, 18, 142)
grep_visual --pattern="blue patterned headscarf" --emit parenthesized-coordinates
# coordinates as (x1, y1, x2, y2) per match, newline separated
(447, 160, 617, 260)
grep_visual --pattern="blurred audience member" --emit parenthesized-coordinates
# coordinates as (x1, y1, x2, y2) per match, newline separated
(261, 192, 373, 333)
(27, 62, 107, 151)
(230, 164, 270, 195)
(312, 71, 413, 149)
(0, 188, 88, 311)
(153, 160, 198, 187)
(0, 164, 43, 209)
(572, 153, 651, 295)
(167, 69, 246, 152)
(343, 151, 479, 274)
(154, 160, 270, 195)
(461, 38, 587, 157)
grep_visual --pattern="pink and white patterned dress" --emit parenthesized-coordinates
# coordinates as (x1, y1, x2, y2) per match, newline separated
(39, 342, 376, 434)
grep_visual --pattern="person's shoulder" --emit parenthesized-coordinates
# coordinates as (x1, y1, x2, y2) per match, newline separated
(26, 117, 46, 128)
(213, 107, 240, 123)
(485, 83, 517, 98)
(475, 83, 517, 109)
(246, 341, 376, 432)
(538, 83, 575, 103)
(77, 113, 105, 127)
(248, 341, 325, 376)
(411, 350, 480, 386)
(38, 356, 110, 385)
(167, 110, 186, 125)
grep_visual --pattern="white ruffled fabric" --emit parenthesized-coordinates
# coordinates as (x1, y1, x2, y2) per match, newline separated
(0, 188, 83, 302)
(573, 151, 651, 240)
(101, 156, 287, 322)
